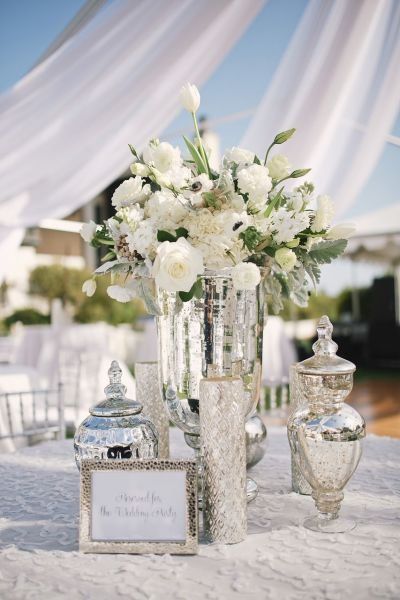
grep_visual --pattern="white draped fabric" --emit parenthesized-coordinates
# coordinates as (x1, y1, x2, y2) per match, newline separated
(242, 0, 400, 218)
(0, 0, 264, 280)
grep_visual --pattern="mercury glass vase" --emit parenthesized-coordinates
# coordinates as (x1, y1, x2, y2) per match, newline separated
(288, 316, 366, 533)
(156, 268, 266, 499)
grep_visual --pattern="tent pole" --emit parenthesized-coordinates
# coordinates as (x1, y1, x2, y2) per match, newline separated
(350, 259, 361, 321)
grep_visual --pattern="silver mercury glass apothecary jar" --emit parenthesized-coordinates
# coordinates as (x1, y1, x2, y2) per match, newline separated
(287, 316, 365, 533)
(74, 360, 158, 469)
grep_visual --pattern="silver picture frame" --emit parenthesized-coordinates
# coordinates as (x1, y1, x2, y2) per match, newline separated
(79, 459, 198, 555)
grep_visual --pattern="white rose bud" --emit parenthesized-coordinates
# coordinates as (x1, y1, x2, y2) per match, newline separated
(82, 279, 96, 297)
(267, 154, 292, 180)
(326, 223, 356, 240)
(130, 163, 150, 177)
(180, 82, 200, 113)
(153, 238, 204, 293)
(231, 262, 261, 290)
(80, 220, 98, 243)
(275, 247, 297, 272)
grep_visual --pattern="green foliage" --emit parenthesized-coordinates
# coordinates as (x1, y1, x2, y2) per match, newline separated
(308, 239, 347, 264)
(273, 128, 296, 144)
(183, 135, 207, 175)
(157, 228, 189, 243)
(239, 226, 263, 252)
(4, 308, 50, 330)
(29, 265, 146, 325)
(179, 279, 203, 302)
(290, 168, 311, 178)
(29, 265, 88, 306)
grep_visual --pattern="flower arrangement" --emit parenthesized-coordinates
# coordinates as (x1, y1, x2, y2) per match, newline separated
(81, 83, 354, 313)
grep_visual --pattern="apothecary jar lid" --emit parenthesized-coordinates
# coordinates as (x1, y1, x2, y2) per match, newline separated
(296, 315, 355, 376)
(74, 360, 158, 468)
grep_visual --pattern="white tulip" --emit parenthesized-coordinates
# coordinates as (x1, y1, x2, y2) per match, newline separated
(80, 220, 98, 243)
(275, 247, 297, 272)
(153, 238, 204, 292)
(231, 262, 261, 290)
(82, 279, 96, 297)
(180, 83, 201, 113)
(326, 223, 356, 240)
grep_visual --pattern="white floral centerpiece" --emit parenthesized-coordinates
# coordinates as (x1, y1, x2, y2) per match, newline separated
(81, 83, 354, 313)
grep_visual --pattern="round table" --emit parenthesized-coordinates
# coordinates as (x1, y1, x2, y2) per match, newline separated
(0, 428, 399, 599)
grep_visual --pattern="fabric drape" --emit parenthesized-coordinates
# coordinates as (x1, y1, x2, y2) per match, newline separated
(0, 0, 265, 280)
(242, 0, 400, 218)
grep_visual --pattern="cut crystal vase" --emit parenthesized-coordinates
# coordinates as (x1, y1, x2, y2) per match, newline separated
(156, 268, 266, 501)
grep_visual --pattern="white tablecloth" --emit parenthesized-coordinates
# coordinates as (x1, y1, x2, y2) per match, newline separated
(0, 428, 399, 599)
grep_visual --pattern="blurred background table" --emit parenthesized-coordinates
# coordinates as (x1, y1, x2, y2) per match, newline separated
(0, 428, 399, 600)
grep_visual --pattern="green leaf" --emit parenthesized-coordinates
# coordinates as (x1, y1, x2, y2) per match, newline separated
(273, 128, 296, 144)
(304, 261, 321, 288)
(290, 168, 311, 178)
(183, 135, 207, 174)
(254, 155, 261, 165)
(203, 191, 222, 210)
(239, 226, 263, 252)
(178, 278, 202, 302)
(308, 239, 347, 264)
(264, 187, 284, 218)
(101, 250, 116, 262)
(175, 227, 188, 239)
(157, 230, 176, 243)
(128, 144, 138, 158)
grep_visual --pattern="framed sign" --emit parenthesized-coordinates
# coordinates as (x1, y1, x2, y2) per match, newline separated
(79, 459, 198, 555)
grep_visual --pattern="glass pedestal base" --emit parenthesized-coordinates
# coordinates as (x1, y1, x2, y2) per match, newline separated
(304, 515, 356, 533)
(246, 477, 258, 502)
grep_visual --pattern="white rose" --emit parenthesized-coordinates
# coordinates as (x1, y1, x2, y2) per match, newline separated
(231, 262, 261, 290)
(267, 154, 291, 180)
(80, 220, 98, 242)
(130, 163, 150, 177)
(82, 279, 96, 297)
(224, 146, 255, 166)
(311, 195, 335, 232)
(130, 220, 158, 259)
(180, 82, 200, 112)
(107, 284, 135, 303)
(326, 223, 355, 240)
(153, 238, 204, 292)
(275, 247, 297, 272)
(237, 164, 272, 209)
(112, 177, 150, 209)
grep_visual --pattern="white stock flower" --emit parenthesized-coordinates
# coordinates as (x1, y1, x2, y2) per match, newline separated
(107, 284, 135, 303)
(153, 238, 204, 292)
(286, 191, 304, 212)
(267, 155, 291, 180)
(326, 223, 356, 240)
(143, 141, 182, 173)
(237, 164, 272, 209)
(112, 177, 150, 210)
(130, 220, 158, 259)
(231, 262, 261, 290)
(223, 147, 255, 166)
(82, 279, 96, 297)
(275, 247, 297, 272)
(270, 208, 310, 244)
(80, 220, 98, 242)
(180, 83, 200, 112)
(311, 195, 335, 232)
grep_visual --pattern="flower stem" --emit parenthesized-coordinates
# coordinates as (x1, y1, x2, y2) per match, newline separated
(263, 142, 274, 166)
(192, 112, 209, 176)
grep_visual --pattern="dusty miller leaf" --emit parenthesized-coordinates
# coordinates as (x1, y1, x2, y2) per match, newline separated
(308, 239, 347, 264)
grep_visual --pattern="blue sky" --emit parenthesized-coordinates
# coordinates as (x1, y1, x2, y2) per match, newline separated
(0, 0, 398, 293)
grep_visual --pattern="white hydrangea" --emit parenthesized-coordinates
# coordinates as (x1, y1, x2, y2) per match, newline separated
(223, 147, 255, 166)
(183, 209, 222, 239)
(311, 195, 335, 232)
(237, 164, 272, 210)
(270, 208, 310, 244)
(112, 177, 150, 209)
(267, 154, 291, 181)
(129, 220, 158, 259)
(118, 204, 144, 227)
(146, 190, 188, 229)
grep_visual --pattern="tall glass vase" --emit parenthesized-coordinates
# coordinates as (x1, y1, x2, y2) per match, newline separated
(156, 268, 267, 500)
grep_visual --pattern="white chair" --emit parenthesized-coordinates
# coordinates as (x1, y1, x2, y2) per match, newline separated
(0, 385, 65, 453)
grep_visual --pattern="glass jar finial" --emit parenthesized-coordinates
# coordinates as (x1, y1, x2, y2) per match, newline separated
(104, 360, 127, 400)
(312, 315, 338, 357)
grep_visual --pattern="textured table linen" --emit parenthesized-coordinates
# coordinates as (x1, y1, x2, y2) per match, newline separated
(0, 428, 399, 600)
